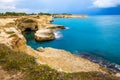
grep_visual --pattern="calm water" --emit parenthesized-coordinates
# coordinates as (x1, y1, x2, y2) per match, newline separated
(25, 15, 120, 68)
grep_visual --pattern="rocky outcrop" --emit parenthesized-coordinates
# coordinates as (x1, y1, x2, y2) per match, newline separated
(15, 17, 38, 32)
(0, 18, 16, 27)
(34, 24, 65, 42)
(35, 29, 55, 41)
(26, 47, 106, 73)
(0, 27, 27, 52)
(0, 16, 116, 75)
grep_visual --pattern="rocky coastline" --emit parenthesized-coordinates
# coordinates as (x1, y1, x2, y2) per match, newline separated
(53, 14, 88, 18)
(0, 15, 119, 79)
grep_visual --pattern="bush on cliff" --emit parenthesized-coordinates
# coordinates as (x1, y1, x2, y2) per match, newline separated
(0, 44, 119, 80)
(0, 12, 27, 16)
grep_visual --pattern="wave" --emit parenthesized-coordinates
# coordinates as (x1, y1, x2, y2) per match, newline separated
(54, 30, 63, 39)
(66, 27, 70, 30)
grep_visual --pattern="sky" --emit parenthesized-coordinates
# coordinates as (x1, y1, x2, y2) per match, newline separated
(0, 0, 120, 15)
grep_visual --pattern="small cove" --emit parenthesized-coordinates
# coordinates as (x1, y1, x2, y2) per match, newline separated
(24, 15, 120, 72)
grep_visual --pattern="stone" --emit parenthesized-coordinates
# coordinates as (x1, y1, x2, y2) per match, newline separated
(37, 47, 45, 52)
(35, 29, 55, 41)
(115, 73, 120, 77)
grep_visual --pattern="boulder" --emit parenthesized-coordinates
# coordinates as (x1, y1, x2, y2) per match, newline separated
(37, 47, 45, 52)
(35, 29, 55, 41)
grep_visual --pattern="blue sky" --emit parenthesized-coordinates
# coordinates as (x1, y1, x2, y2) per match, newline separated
(0, 0, 120, 15)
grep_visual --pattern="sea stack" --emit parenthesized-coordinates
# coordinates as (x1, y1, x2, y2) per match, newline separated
(35, 29, 55, 41)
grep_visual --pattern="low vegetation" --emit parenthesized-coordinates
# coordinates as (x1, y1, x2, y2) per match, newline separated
(0, 12, 27, 16)
(0, 44, 119, 80)
(0, 12, 73, 16)
(38, 12, 51, 15)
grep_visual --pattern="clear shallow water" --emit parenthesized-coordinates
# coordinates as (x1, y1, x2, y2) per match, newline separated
(25, 15, 120, 70)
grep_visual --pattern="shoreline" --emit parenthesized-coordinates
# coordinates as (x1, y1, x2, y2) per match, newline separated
(0, 15, 119, 78)
(78, 52, 120, 73)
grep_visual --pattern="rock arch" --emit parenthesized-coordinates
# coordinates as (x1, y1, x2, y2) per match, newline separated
(15, 17, 39, 32)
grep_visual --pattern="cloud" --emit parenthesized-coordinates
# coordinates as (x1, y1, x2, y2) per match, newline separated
(0, 0, 14, 3)
(93, 0, 120, 8)
(0, 0, 30, 13)
(0, 0, 16, 10)
(0, 0, 50, 13)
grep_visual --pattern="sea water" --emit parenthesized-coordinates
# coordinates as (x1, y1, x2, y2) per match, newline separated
(25, 15, 120, 72)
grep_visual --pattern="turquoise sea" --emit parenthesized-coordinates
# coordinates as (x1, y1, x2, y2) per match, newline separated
(25, 15, 120, 72)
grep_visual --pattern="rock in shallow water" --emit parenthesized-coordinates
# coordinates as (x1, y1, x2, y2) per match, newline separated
(35, 29, 55, 41)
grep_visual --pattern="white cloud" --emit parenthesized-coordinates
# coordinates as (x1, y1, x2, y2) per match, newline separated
(0, 0, 49, 13)
(0, 0, 31, 13)
(0, 0, 15, 10)
(0, 0, 14, 3)
(93, 0, 120, 8)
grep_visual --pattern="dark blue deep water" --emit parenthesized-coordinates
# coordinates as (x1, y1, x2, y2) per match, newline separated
(25, 15, 120, 71)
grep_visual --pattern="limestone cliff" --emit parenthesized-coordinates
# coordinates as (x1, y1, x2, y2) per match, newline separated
(0, 16, 118, 77)
(0, 27, 26, 52)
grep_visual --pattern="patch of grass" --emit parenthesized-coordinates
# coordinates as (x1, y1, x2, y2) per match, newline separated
(8, 33, 18, 38)
(0, 44, 119, 80)
(6, 31, 15, 34)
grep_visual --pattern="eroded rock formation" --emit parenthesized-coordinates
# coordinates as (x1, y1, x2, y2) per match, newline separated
(0, 15, 117, 76)
(0, 27, 26, 52)
(35, 29, 55, 41)
(15, 16, 65, 42)
(15, 17, 38, 32)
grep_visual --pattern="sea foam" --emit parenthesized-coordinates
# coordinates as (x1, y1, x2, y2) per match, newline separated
(54, 30, 63, 39)
(66, 27, 70, 30)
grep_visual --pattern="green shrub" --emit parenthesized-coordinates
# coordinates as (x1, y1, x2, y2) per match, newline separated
(8, 33, 18, 38)
(0, 44, 119, 80)
(6, 31, 15, 34)
(0, 12, 27, 16)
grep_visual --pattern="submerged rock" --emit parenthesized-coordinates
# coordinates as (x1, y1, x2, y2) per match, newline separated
(35, 29, 55, 41)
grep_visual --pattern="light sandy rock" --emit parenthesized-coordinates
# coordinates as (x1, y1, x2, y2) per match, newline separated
(35, 29, 55, 41)
(16, 17, 38, 32)
(0, 18, 16, 27)
(115, 73, 120, 77)
(40, 47, 105, 73)
(0, 27, 26, 52)
(37, 47, 45, 52)
(26, 46, 105, 73)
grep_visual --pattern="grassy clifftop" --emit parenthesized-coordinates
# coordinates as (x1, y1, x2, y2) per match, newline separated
(0, 44, 119, 80)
